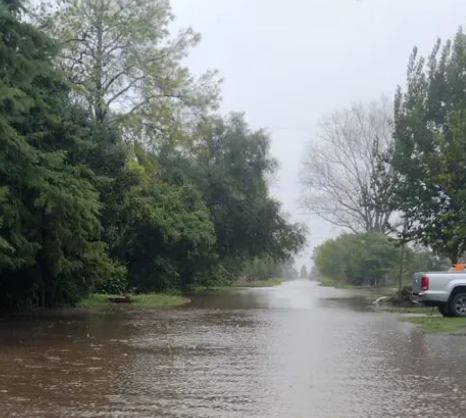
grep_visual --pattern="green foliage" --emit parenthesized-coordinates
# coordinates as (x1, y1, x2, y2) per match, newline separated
(188, 114, 307, 263)
(314, 232, 450, 288)
(78, 292, 190, 308)
(313, 234, 359, 283)
(0, 0, 305, 311)
(345, 232, 399, 286)
(403, 247, 450, 278)
(35, 0, 220, 127)
(388, 28, 466, 262)
(0, 1, 118, 309)
(116, 179, 217, 292)
(95, 263, 128, 295)
(314, 232, 399, 287)
(241, 257, 282, 282)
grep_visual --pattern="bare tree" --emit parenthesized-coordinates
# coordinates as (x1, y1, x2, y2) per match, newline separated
(299, 97, 394, 233)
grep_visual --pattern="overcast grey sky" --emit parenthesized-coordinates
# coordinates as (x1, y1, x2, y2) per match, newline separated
(170, 0, 466, 265)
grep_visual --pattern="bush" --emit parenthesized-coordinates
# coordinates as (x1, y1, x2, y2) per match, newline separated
(95, 265, 128, 295)
(387, 285, 414, 306)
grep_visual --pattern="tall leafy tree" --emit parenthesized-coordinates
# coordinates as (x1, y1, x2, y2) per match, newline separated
(0, 0, 115, 308)
(114, 156, 217, 291)
(0, 0, 307, 310)
(35, 0, 220, 127)
(190, 114, 306, 266)
(388, 29, 466, 262)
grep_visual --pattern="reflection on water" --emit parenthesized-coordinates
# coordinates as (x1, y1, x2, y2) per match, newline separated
(0, 280, 465, 417)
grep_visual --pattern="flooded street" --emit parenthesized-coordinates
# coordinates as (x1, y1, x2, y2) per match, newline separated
(1, 280, 466, 418)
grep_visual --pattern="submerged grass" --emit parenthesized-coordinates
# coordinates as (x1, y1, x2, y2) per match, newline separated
(78, 293, 191, 308)
(233, 278, 284, 288)
(191, 278, 286, 293)
(401, 316, 466, 334)
(318, 278, 354, 289)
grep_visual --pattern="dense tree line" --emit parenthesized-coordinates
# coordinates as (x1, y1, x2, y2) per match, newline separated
(313, 232, 450, 288)
(0, 0, 306, 310)
(304, 23, 466, 279)
(239, 257, 298, 282)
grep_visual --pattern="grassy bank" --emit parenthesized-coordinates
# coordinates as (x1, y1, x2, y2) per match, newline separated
(233, 278, 284, 288)
(318, 276, 466, 334)
(191, 278, 285, 293)
(401, 316, 466, 334)
(78, 293, 191, 308)
(317, 278, 393, 296)
(382, 305, 437, 314)
(318, 278, 354, 289)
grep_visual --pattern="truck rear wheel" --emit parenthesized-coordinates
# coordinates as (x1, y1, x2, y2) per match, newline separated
(449, 292, 466, 317)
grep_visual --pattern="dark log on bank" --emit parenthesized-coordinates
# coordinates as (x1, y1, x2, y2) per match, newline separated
(108, 296, 132, 304)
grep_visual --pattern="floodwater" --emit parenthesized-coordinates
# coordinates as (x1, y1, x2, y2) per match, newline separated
(1, 280, 466, 418)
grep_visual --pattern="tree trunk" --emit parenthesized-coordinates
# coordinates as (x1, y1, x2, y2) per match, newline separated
(398, 242, 405, 292)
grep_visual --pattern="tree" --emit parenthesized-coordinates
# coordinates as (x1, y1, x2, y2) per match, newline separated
(388, 28, 466, 262)
(280, 260, 299, 280)
(0, 0, 117, 309)
(189, 114, 306, 266)
(109, 113, 306, 291)
(241, 257, 281, 282)
(300, 98, 395, 233)
(34, 0, 220, 127)
(0, 0, 308, 311)
(299, 264, 308, 279)
(403, 246, 450, 279)
(115, 179, 217, 292)
(313, 234, 360, 282)
(344, 232, 399, 287)
(313, 232, 399, 287)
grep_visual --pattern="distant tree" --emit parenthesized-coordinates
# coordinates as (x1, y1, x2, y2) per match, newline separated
(313, 232, 399, 287)
(299, 264, 309, 279)
(309, 264, 320, 281)
(345, 232, 399, 287)
(404, 246, 451, 279)
(241, 257, 282, 282)
(280, 262, 298, 280)
(300, 98, 395, 233)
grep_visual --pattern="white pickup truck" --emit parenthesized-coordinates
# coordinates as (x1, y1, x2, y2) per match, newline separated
(412, 271, 466, 317)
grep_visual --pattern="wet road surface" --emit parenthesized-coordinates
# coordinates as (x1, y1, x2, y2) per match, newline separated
(1, 280, 466, 417)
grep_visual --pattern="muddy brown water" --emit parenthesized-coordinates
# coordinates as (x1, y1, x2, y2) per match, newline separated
(1, 280, 466, 418)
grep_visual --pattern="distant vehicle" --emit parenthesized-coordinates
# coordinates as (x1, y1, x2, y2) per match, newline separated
(412, 270, 466, 317)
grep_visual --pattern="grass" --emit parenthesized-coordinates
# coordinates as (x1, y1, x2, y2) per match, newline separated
(318, 278, 354, 289)
(381, 305, 438, 314)
(317, 278, 400, 303)
(190, 278, 286, 293)
(232, 278, 285, 288)
(77, 293, 191, 308)
(401, 316, 466, 334)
